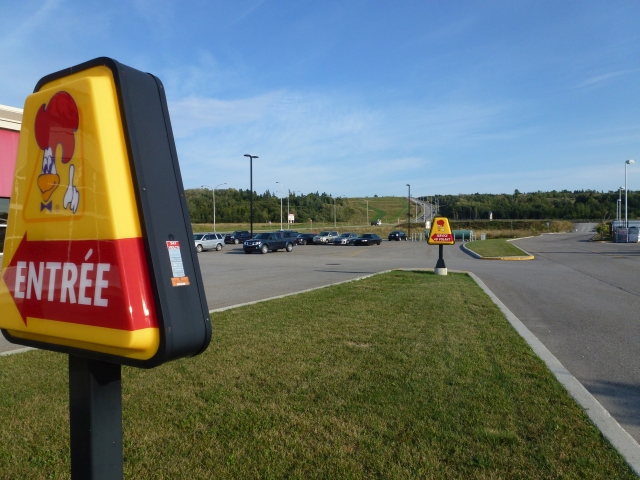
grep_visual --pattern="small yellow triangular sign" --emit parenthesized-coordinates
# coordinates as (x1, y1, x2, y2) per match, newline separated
(427, 217, 455, 245)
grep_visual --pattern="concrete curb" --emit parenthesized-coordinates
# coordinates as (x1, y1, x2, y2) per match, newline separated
(0, 347, 34, 357)
(466, 271, 640, 477)
(208, 270, 394, 313)
(461, 242, 534, 261)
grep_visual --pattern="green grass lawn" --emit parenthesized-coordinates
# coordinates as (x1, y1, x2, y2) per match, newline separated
(0, 272, 633, 479)
(465, 238, 531, 257)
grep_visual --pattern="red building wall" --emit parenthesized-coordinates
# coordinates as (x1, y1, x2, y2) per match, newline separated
(0, 128, 19, 198)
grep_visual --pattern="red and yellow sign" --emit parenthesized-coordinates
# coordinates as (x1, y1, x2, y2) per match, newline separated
(427, 217, 455, 245)
(0, 66, 159, 360)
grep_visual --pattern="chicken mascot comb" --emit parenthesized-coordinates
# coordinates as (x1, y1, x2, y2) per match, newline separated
(35, 91, 79, 164)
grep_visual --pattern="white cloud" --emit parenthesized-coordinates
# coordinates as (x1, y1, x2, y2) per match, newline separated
(169, 92, 286, 137)
(168, 87, 527, 196)
(576, 70, 632, 89)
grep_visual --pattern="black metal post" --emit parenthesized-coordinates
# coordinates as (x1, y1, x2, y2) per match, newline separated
(244, 154, 258, 237)
(250, 156, 253, 236)
(69, 355, 123, 480)
(436, 244, 445, 270)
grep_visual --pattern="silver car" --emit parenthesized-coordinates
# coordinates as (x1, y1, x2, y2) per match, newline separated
(333, 232, 358, 245)
(313, 231, 339, 244)
(194, 232, 224, 252)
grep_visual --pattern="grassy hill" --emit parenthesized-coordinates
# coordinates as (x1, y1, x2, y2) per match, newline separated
(345, 196, 410, 225)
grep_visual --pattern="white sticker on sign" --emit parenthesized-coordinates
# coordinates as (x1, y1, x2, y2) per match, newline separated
(166, 241, 186, 278)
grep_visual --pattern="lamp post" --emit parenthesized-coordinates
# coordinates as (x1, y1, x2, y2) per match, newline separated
(618, 187, 624, 224)
(331, 195, 337, 228)
(333, 196, 339, 228)
(626, 160, 634, 228)
(332, 195, 346, 228)
(201, 184, 214, 225)
(213, 182, 226, 232)
(329, 195, 346, 228)
(276, 181, 283, 230)
(366, 199, 369, 226)
(244, 155, 258, 236)
(406, 184, 411, 240)
(203, 183, 227, 232)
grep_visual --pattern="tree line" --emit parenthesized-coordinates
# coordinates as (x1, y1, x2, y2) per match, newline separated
(186, 189, 352, 224)
(425, 189, 639, 221)
(186, 188, 639, 224)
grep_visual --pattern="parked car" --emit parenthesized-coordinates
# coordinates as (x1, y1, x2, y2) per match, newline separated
(243, 232, 295, 254)
(280, 230, 300, 239)
(333, 232, 359, 245)
(296, 233, 317, 245)
(225, 230, 252, 244)
(194, 232, 225, 252)
(388, 230, 407, 241)
(354, 233, 382, 246)
(629, 226, 639, 243)
(313, 231, 339, 244)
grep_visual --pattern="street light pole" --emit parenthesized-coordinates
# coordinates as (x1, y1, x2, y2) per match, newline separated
(213, 182, 226, 232)
(626, 160, 634, 228)
(201, 184, 214, 225)
(618, 187, 624, 223)
(244, 154, 258, 237)
(366, 200, 369, 226)
(276, 181, 283, 230)
(406, 184, 411, 240)
(331, 195, 337, 228)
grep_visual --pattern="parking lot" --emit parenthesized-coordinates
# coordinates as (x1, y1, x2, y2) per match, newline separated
(196, 238, 429, 310)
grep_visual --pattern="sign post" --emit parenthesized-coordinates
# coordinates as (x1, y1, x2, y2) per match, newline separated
(427, 216, 455, 275)
(0, 57, 211, 478)
(69, 356, 123, 479)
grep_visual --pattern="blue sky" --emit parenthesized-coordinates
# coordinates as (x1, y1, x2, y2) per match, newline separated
(1, 1, 639, 197)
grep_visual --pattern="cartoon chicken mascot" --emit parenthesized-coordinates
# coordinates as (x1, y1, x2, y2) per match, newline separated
(34, 91, 79, 213)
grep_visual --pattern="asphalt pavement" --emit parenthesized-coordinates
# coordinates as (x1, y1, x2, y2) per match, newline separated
(3, 226, 640, 445)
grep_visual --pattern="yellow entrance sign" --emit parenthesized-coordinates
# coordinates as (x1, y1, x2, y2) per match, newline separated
(0, 57, 211, 368)
(0, 65, 160, 361)
(427, 217, 455, 245)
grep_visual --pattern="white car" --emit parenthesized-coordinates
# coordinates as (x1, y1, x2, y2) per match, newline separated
(194, 232, 224, 252)
(333, 232, 358, 245)
(313, 230, 339, 244)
